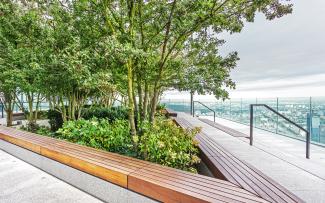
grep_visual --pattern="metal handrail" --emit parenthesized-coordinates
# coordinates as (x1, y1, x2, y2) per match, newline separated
(250, 104, 310, 159)
(193, 101, 216, 122)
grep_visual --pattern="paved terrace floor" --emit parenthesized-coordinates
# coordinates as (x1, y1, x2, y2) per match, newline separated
(178, 112, 325, 203)
(0, 149, 102, 203)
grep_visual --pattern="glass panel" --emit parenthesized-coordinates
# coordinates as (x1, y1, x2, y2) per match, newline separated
(160, 96, 325, 145)
(311, 97, 325, 145)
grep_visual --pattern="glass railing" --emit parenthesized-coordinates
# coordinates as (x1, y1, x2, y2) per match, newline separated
(0, 102, 51, 118)
(161, 97, 325, 146)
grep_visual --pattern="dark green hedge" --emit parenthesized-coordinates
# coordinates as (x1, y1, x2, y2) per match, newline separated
(82, 106, 128, 122)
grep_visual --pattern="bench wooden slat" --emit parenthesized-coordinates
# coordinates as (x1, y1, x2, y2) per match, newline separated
(0, 125, 267, 203)
(198, 133, 303, 203)
(13, 112, 25, 121)
(202, 135, 300, 203)
(199, 118, 248, 138)
(165, 108, 178, 117)
(129, 169, 266, 203)
(173, 117, 304, 203)
(40, 146, 128, 187)
(134, 165, 266, 203)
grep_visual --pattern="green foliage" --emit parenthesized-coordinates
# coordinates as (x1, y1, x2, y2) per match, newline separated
(156, 104, 166, 111)
(36, 110, 48, 120)
(0, 0, 294, 151)
(36, 126, 53, 137)
(20, 122, 51, 136)
(48, 109, 64, 132)
(23, 110, 48, 120)
(82, 106, 128, 122)
(139, 117, 201, 173)
(57, 118, 133, 155)
(49, 115, 201, 172)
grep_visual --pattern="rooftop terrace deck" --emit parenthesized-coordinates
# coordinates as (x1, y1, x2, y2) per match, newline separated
(178, 112, 325, 202)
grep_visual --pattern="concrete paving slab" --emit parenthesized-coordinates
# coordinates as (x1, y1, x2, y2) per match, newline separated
(0, 149, 102, 203)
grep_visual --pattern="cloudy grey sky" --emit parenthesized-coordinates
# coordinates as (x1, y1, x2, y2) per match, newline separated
(162, 0, 325, 100)
(219, 0, 325, 98)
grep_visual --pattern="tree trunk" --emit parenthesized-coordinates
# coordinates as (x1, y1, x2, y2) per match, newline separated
(27, 93, 34, 122)
(3, 92, 15, 127)
(59, 96, 66, 122)
(190, 91, 194, 115)
(142, 81, 149, 121)
(127, 61, 137, 137)
(149, 86, 159, 122)
(6, 109, 13, 127)
(34, 93, 41, 121)
(132, 73, 138, 128)
(137, 76, 143, 123)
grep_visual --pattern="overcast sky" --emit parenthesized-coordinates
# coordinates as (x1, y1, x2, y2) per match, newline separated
(162, 0, 325, 101)
(220, 0, 325, 98)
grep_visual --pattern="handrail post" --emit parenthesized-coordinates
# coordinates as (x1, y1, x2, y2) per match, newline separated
(306, 131, 310, 159)
(1, 103, 3, 118)
(250, 104, 253, 146)
(192, 101, 195, 117)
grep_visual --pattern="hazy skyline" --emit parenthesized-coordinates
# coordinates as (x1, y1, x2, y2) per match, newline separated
(220, 0, 325, 98)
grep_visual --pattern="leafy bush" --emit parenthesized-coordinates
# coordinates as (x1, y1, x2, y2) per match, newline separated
(36, 126, 53, 136)
(57, 118, 133, 155)
(48, 109, 64, 132)
(20, 122, 52, 136)
(20, 122, 40, 133)
(139, 117, 201, 173)
(37, 110, 48, 119)
(82, 106, 128, 122)
(23, 110, 48, 120)
(156, 103, 166, 111)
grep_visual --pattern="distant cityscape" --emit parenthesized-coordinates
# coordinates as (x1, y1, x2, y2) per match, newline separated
(161, 97, 325, 145)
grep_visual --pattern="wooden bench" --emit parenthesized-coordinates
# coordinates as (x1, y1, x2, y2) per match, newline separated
(199, 118, 248, 138)
(165, 108, 178, 117)
(173, 118, 304, 203)
(13, 112, 25, 121)
(0, 126, 267, 203)
(174, 117, 193, 129)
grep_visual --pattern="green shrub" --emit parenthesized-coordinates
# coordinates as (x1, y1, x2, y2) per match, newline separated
(20, 122, 52, 136)
(22, 110, 48, 120)
(20, 122, 40, 133)
(48, 109, 64, 131)
(57, 118, 133, 155)
(82, 106, 128, 122)
(139, 117, 201, 173)
(156, 103, 166, 111)
(36, 126, 53, 136)
(37, 110, 48, 119)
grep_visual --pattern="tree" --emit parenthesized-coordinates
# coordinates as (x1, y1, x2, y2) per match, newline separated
(0, 1, 23, 126)
(0, 0, 293, 136)
(97, 0, 292, 126)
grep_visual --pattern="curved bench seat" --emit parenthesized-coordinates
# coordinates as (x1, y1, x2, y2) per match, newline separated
(0, 126, 266, 203)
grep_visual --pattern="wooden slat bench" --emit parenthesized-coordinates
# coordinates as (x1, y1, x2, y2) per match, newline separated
(13, 112, 25, 121)
(199, 118, 248, 138)
(0, 126, 267, 203)
(173, 117, 304, 203)
(165, 108, 178, 117)
(174, 117, 193, 129)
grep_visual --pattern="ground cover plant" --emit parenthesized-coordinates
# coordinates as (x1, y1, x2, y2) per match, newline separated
(52, 113, 200, 172)
(57, 118, 134, 155)
(139, 117, 201, 173)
